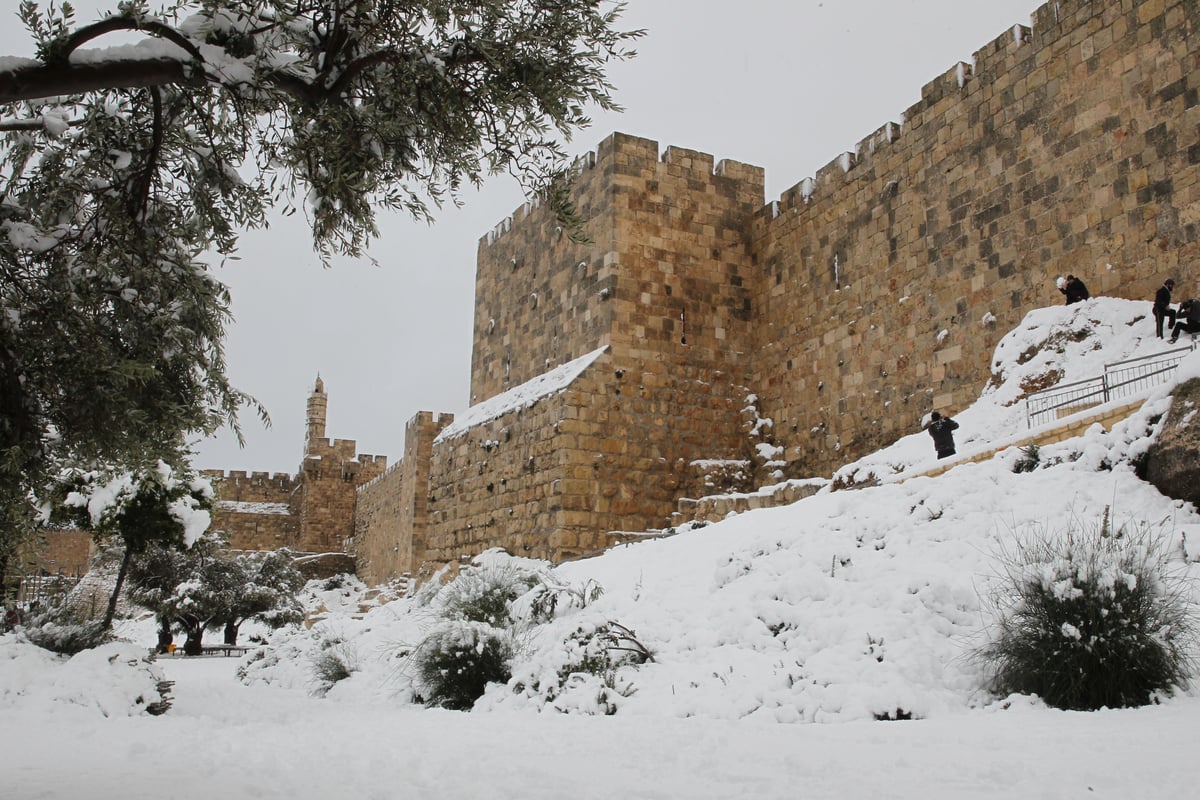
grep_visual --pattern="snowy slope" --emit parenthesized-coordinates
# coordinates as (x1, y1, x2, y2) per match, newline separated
(5, 298, 1200, 800)
(231, 298, 1200, 722)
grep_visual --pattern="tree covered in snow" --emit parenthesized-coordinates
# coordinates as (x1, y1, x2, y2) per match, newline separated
(127, 532, 304, 654)
(216, 548, 304, 645)
(0, 0, 639, 562)
(126, 531, 229, 655)
(53, 460, 213, 633)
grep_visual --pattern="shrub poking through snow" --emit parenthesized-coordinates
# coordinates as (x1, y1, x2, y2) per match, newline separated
(980, 514, 1197, 710)
(429, 555, 542, 626)
(404, 552, 544, 709)
(506, 618, 653, 715)
(23, 611, 109, 656)
(1011, 443, 1040, 474)
(519, 576, 604, 624)
(411, 620, 513, 710)
(311, 636, 359, 696)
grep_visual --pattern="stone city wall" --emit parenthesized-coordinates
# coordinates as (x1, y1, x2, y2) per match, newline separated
(14, 528, 93, 577)
(202, 470, 298, 551)
(424, 376, 593, 569)
(354, 411, 453, 585)
(162, 0, 1200, 587)
(749, 0, 1200, 476)
(297, 437, 387, 553)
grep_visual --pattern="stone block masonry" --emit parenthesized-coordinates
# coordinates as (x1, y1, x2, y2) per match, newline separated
(202, 470, 298, 551)
(129, 0, 1200, 587)
(749, 0, 1200, 476)
(354, 411, 453, 585)
(351, 0, 1200, 583)
(203, 379, 387, 559)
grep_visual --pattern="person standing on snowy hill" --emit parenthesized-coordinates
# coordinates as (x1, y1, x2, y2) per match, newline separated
(1153, 278, 1177, 338)
(1057, 274, 1089, 304)
(926, 412, 959, 459)
(1169, 298, 1200, 343)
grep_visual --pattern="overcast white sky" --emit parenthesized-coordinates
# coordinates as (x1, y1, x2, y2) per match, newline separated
(2, 1, 1045, 473)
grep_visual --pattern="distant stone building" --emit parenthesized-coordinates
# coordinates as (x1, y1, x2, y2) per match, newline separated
(200, 0, 1200, 584)
(202, 376, 387, 556)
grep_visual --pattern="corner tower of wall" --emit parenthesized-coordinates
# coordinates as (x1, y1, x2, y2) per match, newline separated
(602, 135, 767, 501)
(354, 410, 453, 584)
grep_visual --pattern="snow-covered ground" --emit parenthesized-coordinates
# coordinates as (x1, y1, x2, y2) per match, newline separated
(4, 298, 1200, 798)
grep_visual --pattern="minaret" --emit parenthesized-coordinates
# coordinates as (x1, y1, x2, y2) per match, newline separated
(305, 375, 327, 452)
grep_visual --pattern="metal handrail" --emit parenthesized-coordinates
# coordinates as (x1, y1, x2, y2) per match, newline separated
(1026, 342, 1195, 428)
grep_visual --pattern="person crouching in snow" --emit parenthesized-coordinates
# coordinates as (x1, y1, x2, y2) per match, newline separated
(1170, 298, 1200, 343)
(926, 412, 959, 459)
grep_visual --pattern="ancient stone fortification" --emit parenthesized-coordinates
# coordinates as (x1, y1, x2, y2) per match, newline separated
(353, 0, 1200, 583)
(202, 377, 386, 555)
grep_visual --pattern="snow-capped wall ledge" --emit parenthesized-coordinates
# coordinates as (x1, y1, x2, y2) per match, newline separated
(435, 346, 609, 443)
(214, 500, 292, 516)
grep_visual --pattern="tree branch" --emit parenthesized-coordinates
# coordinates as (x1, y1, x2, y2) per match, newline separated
(58, 17, 205, 64)
(0, 57, 203, 103)
(0, 116, 80, 132)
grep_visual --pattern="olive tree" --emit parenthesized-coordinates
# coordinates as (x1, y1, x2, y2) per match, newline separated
(0, 0, 639, 565)
(54, 460, 213, 633)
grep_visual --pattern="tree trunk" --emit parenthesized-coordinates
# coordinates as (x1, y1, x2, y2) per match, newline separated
(101, 546, 133, 632)
(0, 551, 10, 604)
(182, 618, 204, 656)
(156, 618, 174, 654)
(223, 619, 240, 645)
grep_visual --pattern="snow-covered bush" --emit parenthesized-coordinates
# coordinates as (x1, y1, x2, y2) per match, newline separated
(411, 620, 513, 710)
(403, 551, 630, 711)
(22, 610, 109, 656)
(403, 552, 543, 709)
(980, 514, 1197, 710)
(310, 636, 359, 696)
(0, 638, 171, 716)
(21, 576, 113, 655)
(432, 564, 527, 626)
(1010, 444, 1040, 474)
(506, 619, 652, 715)
(517, 576, 604, 624)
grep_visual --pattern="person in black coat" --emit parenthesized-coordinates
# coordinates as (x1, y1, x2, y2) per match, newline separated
(1153, 278, 1177, 338)
(1059, 274, 1090, 304)
(1170, 298, 1200, 343)
(926, 411, 959, 459)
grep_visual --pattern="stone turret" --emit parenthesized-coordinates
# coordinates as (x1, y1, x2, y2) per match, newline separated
(294, 377, 387, 553)
(305, 375, 327, 450)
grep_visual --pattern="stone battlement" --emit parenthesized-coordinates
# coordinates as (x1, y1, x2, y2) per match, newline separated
(200, 469, 297, 485)
(213, 0, 1200, 586)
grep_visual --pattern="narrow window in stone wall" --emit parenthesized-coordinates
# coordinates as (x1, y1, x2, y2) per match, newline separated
(680, 309, 687, 345)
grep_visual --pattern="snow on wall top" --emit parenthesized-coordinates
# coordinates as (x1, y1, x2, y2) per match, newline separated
(435, 346, 609, 443)
(214, 500, 292, 516)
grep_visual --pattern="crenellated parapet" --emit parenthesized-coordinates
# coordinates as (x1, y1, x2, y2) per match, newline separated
(202, 469, 298, 502)
(746, 0, 1200, 476)
(187, 0, 1200, 587)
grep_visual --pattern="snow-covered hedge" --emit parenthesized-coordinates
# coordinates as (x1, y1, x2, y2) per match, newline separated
(0, 637, 170, 717)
